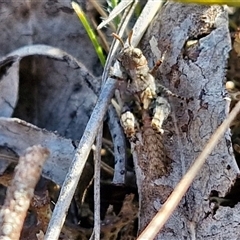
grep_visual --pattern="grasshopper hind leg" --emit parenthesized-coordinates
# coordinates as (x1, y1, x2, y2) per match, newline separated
(150, 96, 171, 134)
(121, 110, 138, 139)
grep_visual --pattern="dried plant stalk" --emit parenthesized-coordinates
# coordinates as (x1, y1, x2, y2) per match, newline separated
(93, 128, 102, 240)
(0, 145, 50, 240)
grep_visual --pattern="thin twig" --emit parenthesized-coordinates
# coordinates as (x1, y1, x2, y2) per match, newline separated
(93, 128, 102, 240)
(44, 78, 116, 240)
(137, 100, 240, 240)
(0, 145, 49, 240)
(108, 105, 126, 185)
(89, 231, 94, 240)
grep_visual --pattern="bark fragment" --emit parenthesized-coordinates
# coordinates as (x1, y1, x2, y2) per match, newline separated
(134, 3, 238, 239)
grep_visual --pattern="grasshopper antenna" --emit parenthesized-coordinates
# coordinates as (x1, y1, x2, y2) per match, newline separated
(112, 33, 124, 48)
(128, 30, 133, 46)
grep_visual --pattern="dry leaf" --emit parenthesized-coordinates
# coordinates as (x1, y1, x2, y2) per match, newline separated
(0, 117, 76, 186)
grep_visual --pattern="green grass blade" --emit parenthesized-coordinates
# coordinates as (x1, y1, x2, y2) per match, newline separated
(72, 1, 106, 66)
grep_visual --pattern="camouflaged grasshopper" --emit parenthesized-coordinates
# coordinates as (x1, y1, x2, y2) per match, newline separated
(112, 31, 181, 176)
(112, 31, 184, 139)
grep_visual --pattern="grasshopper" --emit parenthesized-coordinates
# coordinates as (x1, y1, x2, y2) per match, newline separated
(112, 31, 184, 138)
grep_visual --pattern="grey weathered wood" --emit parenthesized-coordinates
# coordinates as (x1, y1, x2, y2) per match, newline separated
(0, 44, 99, 176)
(0, 117, 75, 186)
(0, 0, 102, 76)
(0, 0, 101, 141)
(135, 3, 239, 239)
(0, 59, 19, 117)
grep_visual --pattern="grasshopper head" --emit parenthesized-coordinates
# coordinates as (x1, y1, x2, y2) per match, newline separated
(112, 31, 147, 72)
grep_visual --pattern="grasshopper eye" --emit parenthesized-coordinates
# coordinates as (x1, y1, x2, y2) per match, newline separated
(132, 49, 142, 58)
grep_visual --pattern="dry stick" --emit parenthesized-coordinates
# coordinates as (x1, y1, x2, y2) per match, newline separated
(0, 145, 49, 240)
(101, 161, 114, 176)
(93, 2, 137, 205)
(137, 100, 240, 240)
(93, 127, 103, 240)
(44, 78, 117, 240)
(108, 105, 126, 184)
